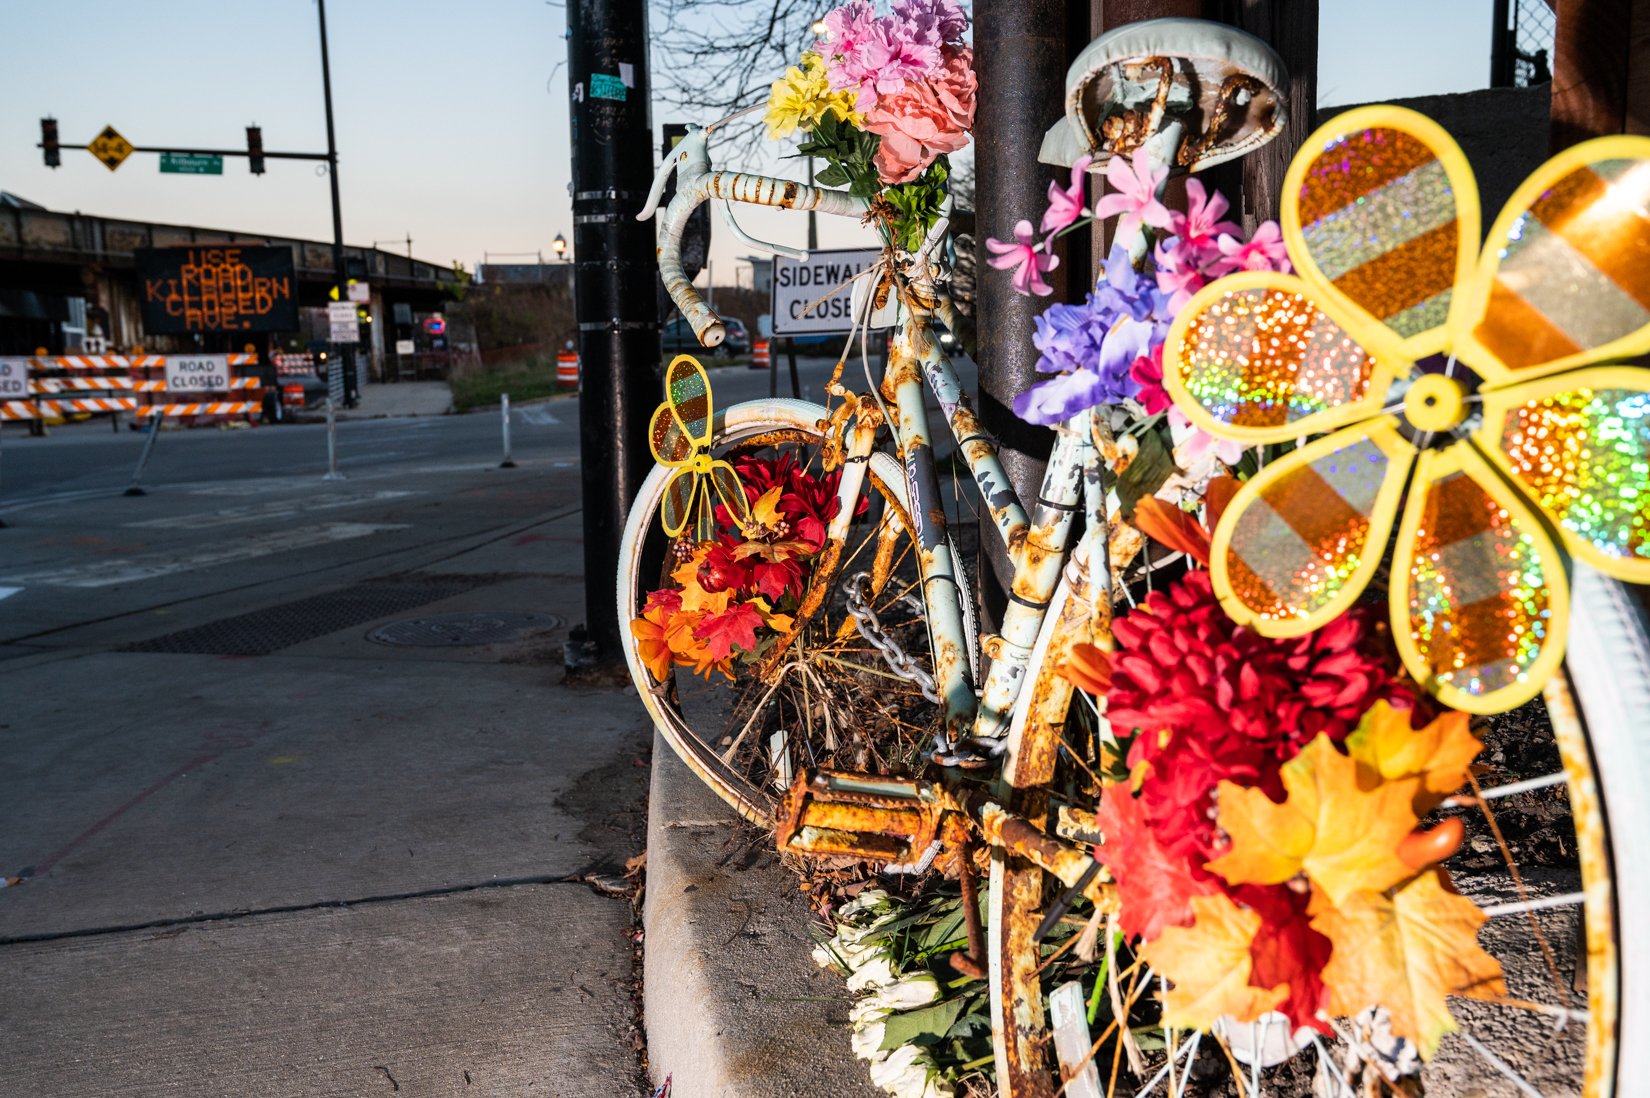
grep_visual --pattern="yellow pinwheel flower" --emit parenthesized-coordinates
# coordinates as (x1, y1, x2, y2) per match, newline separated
(650, 355, 751, 542)
(1162, 105, 1650, 714)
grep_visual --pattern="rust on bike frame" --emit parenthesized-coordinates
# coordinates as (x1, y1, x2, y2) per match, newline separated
(773, 769, 964, 869)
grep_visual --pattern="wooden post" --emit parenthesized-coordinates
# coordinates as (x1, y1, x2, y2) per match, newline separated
(1550, 0, 1640, 149)
(1202, 0, 1320, 229)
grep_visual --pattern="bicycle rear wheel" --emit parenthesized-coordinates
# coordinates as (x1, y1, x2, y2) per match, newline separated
(617, 398, 974, 828)
(986, 561, 1641, 1097)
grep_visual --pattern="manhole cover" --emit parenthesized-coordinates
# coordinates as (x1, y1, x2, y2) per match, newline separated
(368, 611, 565, 647)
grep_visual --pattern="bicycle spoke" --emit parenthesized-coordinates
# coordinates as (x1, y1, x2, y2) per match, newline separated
(1482, 892, 1587, 917)
(1458, 1032, 1548, 1098)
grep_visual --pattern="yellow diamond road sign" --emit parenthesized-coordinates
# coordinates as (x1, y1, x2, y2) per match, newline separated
(88, 124, 133, 172)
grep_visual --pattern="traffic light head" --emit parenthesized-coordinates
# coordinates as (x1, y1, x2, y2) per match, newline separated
(246, 125, 265, 175)
(41, 118, 60, 168)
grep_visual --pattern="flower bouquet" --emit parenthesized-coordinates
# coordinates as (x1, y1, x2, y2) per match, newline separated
(767, 0, 976, 252)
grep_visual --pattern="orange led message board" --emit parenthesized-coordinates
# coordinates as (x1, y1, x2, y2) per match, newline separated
(135, 245, 298, 333)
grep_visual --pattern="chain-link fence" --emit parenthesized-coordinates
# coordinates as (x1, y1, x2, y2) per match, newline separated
(1512, 0, 1556, 86)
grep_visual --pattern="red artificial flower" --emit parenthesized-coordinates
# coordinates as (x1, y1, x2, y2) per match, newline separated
(1235, 883, 1333, 1034)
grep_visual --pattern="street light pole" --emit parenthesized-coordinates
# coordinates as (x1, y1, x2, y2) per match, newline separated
(316, 0, 358, 407)
(567, 0, 662, 668)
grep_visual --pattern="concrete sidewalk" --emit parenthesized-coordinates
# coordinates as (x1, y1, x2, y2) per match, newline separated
(0, 477, 650, 1095)
(294, 379, 454, 421)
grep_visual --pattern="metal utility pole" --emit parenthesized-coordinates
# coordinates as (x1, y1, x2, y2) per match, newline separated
(316, 0, 358, 407)
(972, 0, 1082, 628)
(567, 0, 662, 666)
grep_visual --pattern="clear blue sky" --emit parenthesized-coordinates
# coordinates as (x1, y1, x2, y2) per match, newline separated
(1, 0, 1499, 279)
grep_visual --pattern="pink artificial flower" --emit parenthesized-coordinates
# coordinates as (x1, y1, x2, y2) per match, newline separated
(817, 1, 880, 97)
(862, 44, 975, 183)
(1040, 154, 1092, 235)
(985, 219, 1059, 297)
(1093, 146, 1172, 244)
(1170, 407, 1246, 469)
(892, 0, 968, 46)
(856, 21, 942, 110)
(1129, 345, 1171, 414)
(1211, 221, 1292, 276)
(1153, 237, 1207, 314)
(1168, 178, 1240, 253)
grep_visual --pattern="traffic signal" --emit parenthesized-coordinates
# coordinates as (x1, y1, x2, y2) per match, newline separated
(246, 126, 265, 175)
(41, 118, 60, 168)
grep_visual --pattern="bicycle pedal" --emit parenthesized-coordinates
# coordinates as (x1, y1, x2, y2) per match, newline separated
(774, 769, 961, 868)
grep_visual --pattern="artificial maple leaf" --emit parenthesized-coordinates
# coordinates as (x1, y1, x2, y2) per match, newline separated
(1345, 700, 1482, 814)
(694, 601, 764, 660)
(1140, 892, 1287, 1031)
(1235, 884, 1332, 1034)
(1310, 869, 1505, 1059)
(1095, 787, 1222, 941)
(1207, 734, 1420, 907)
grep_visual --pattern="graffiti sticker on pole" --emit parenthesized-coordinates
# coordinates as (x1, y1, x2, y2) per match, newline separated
(770, 248, 892, 336)
(164, 354, 231, 393)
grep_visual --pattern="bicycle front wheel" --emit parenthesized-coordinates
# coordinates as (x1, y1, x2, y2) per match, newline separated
(617, 398, 973, 828)
(985, 560, 1644, 1097)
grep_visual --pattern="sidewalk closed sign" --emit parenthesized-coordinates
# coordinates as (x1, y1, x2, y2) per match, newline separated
(771, 248, 883, 336)
(0, 358, 27, 400)
(164, 354, 231, 393)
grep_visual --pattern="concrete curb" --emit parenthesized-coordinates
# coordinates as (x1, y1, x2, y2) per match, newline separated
(644, 733, 880, 1098)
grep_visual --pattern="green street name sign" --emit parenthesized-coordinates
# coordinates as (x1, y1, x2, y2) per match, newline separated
(160, 152, 223, 175)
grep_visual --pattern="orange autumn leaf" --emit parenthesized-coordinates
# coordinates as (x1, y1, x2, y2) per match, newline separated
(1310, 869, 1505, 1059)
(1139, 892, 1287, 1031)
(1345, 700, 1483, 815)
(1207, 734, 1420, 907)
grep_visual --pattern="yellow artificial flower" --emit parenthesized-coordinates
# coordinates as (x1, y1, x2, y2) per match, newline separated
(1162, 104, 1650, 715)
(765, 52, 862, 141)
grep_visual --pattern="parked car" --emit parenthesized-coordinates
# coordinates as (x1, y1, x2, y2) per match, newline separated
(661, 313, 751, 357)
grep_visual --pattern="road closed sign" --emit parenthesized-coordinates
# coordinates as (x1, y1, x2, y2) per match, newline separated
(771, 248, 887, 336)
(0, 358, 28, 401)
(164, 354, 232, 393)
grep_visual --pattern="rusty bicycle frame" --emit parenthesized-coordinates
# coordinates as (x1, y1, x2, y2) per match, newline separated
(637, 121, 1155, 1096)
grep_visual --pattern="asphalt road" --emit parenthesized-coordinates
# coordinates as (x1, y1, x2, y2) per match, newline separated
(0, 355, 930, 1096)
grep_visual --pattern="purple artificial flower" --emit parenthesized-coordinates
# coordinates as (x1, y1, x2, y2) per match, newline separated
(1040, 154, 1092, 235)
(985, 220, 1059, 296)
(1014, 313, 1155, 424)
(1091, 243, 1170, 325)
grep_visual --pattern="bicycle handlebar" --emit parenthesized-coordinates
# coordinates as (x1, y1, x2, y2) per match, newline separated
(639, 128, 871, 347)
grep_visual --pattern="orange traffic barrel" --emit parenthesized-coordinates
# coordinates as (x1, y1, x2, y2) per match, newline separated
(752, 340, 770, 371)
(281, 383, 306, 408)
(556, 349, 579, 386)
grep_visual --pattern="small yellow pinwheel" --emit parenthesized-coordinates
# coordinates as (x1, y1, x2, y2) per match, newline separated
(650, 355, 751, 542)
(1163, 105, 1650, 714)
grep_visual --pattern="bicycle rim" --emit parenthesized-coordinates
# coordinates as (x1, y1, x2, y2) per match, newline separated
(618, 398, 968, 829)
(984, 558, 1640, 1098)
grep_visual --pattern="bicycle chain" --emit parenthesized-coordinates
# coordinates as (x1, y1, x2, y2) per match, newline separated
(844, 572, 940, 704)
